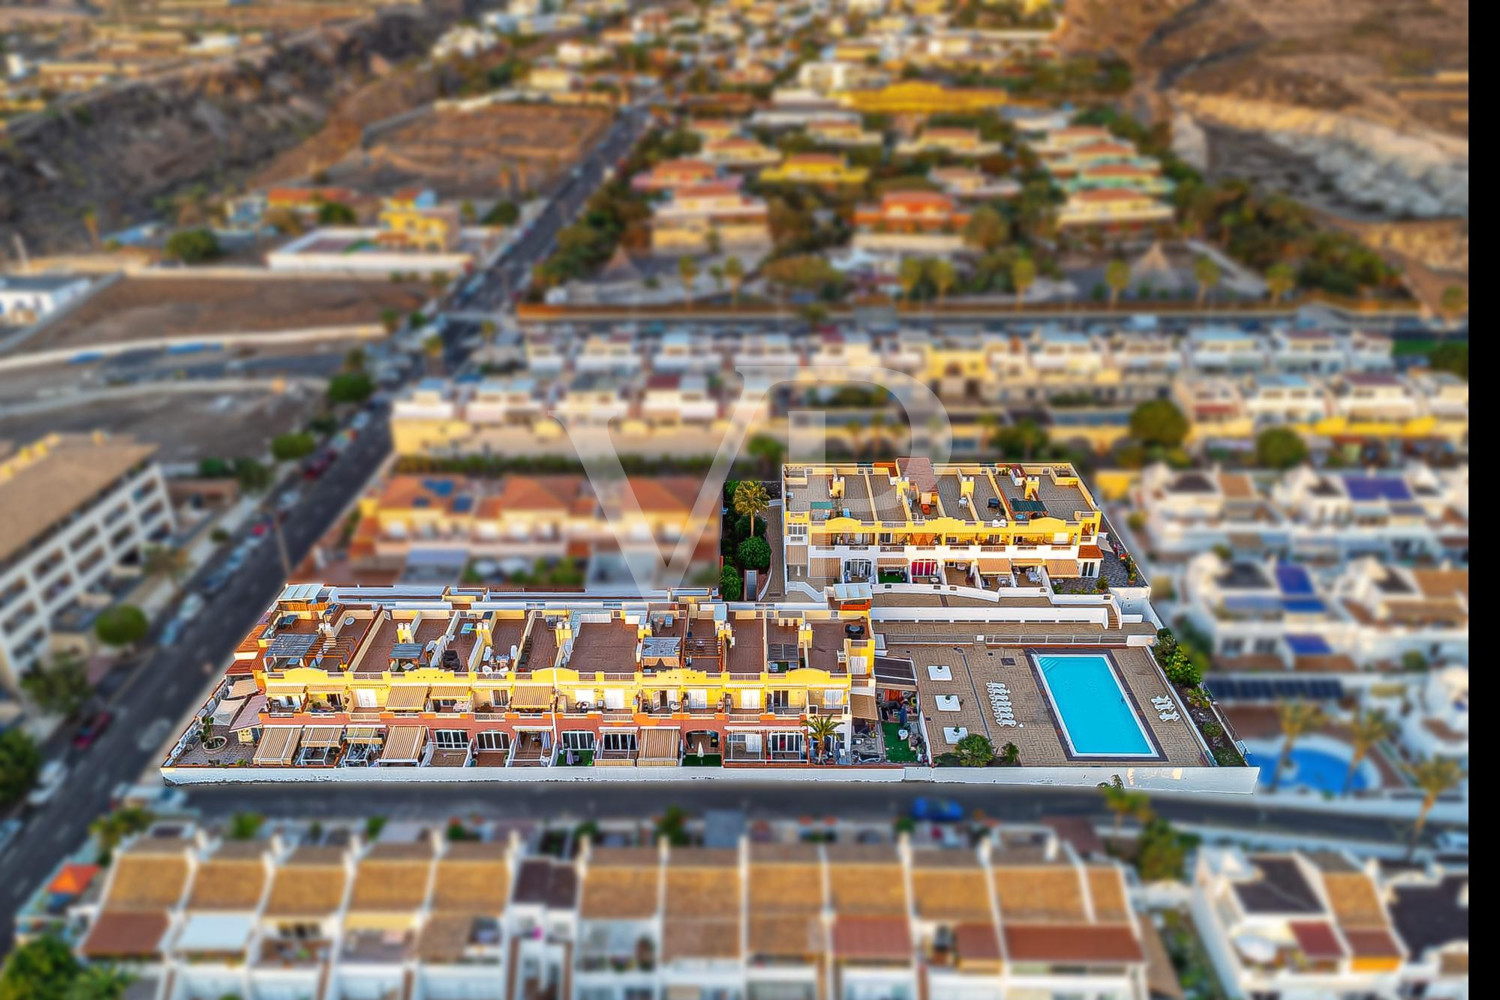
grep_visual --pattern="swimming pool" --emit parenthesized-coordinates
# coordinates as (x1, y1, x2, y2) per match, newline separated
(1033, 653, 1157, 758)
(1244, 736, 1378, 793)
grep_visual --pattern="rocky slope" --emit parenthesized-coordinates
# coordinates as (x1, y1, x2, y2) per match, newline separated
(1062, 0, 1469, 223)
(0, 7, 446, 257)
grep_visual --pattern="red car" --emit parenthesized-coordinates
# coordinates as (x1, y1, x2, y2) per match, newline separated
(74, 710, 115, 749)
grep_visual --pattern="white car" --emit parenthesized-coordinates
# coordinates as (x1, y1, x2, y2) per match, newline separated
(27, 760, 69, 808)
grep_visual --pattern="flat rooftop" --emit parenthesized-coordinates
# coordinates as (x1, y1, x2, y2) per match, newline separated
(785, 461, 1098, 524)
(0, 433, 157, 567)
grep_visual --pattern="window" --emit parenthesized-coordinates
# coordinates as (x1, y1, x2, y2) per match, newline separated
(561, 731, 595, 751)
(601, 732, 638, 753)
(787, 523, 807, 538)
(823, 690, 846, 708)
(434, 730, 469, 750)
(476, 731, 510, 751)
(768, 732, 802, 754)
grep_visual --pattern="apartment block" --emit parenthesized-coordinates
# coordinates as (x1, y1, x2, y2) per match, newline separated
(0, 433, 174, 689)
(1191, 847, 1469, 1000)
(162, 588, 874, 774)
(782, 459, 1106, 589)
(33, 818, 1178, 1000)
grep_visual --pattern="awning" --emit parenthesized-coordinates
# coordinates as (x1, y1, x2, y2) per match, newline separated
(228, 678, 259, 698)
(307, 683, 347, 695)
(641, 727, 679, 760)
(345, 727, 384, 744)
(380, 726, 427, 763)
(876, 556, 907, 568)
(263, 683, 305, 698)
(428, 685, 472, 700)
(851, 692, 879, 721)
(229, 694, 266, 732)
(302, 726, 343, 748)
(384, 686, 429, 711)
(873, 656, 917, 691)
(253, 726, 302, 766)
(510, 686, 555, 709)
(211, 697, 243, 727)
(1045, 559, 1080, 578)
(976, 558, 1011, 573)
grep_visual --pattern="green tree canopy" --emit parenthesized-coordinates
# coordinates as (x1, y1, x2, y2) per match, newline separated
(0, 729, 41, 807)
(1254, 427, 1309, 469)
(94, 605, 148, 648)
(0, 936, 80, 1000)
(955, 733, 995, 767)
(1128, 399, 1189, 448)
(327, 372, 374, 405)
(736, 536, 772, 572)
(163, 228, 220, 264)
(718, 564, 743, 600)
(270, 432, 317, 462)
(316, 201, 357, 225)
(20, 653, 91, 717)
(234, 457, 272, 493)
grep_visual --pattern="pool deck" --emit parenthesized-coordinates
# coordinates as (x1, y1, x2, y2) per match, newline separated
(894, 641, 1207, 767)
(1224, 706, 1405, 789)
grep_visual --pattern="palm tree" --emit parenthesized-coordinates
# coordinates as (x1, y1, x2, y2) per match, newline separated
(805, 714, 841, 763)
(1011, 418, 1045, 462)
(1268, 701, 1326, 792)
(976, 412, 999, 450)
(898, 257, 927, 306)
(724, 256, 745, 305)
(82, 207, 101, 249)
(1193, 255, 1221, 309)
(733, 481, 770, 538)
(1343, 709, 1395, 795)
(423, 334, 445, 374)
(867, 412, 889, 456)
(1099, 775, 1152, 841)
(1011, 256, 1036, 311)
(66, 963, 133, 1000)
(1404, 757, 1465, 858)
(143, 545, 190, 601)
(929, 258, 956, 309)
(1105, 258, 1130, 309)
(747, 434, 784, 477)
(678, 255, 699, 301)
(1265, 262, 1295, 305)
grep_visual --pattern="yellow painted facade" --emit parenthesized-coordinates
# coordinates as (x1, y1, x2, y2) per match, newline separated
(835, 81, 1008, 115)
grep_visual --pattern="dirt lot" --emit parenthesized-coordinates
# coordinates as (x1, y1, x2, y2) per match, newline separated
(0, 387, 323, 465)
(332, 103, 613, 200)
(31, 276, 429, 352)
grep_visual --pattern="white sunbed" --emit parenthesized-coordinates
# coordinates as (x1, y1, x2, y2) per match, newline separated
(1159, 712, 1180, 721)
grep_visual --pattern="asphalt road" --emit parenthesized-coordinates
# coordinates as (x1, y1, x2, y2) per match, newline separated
(176, 781, 1460, 853)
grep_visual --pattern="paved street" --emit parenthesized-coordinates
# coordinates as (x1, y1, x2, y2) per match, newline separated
(176, 781, 1457, 853)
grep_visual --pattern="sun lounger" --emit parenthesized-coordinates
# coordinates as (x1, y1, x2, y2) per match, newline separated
(1159, 711, 1180, 721)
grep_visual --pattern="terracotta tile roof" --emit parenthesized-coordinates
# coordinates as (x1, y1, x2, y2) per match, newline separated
(1290, 920, 1347, 960)
(431, 845, 509, 913)
(748, 862, 824, 913)
(494, 475, 590, 513)
(662, 918, 742, 962)
(1411, 569, 1467, 601)
(348, 845, 434, 913)
(1043, 816, 1104, 857)
(910, 870, 992, 922)
(80, 911, 169, 959)
(1321, 871, 1387, 928)
(1004, 923, 1143, 963)
(992, 865, 1086, 922)
(264, 848, 349, 918)
(187, 857, 269, 911)
(832, 916, 912, 961)
(954, 922, 1002, 963)
(103, 854, 191, 910)
(829, 863, 907, 915)
(580, 866, 659, 920)
(1086, 867, 1130, 922)
(1342, 927, 1405, 959)
(665, 866, 740, 920)
(749, 915, 824, 958)
(417, 912, 488, 963)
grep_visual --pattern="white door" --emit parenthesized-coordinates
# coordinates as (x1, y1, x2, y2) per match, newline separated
(740, 690, 760, 710)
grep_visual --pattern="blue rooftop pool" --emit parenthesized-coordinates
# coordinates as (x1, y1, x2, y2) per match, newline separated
(1033, 653, 1156, 758)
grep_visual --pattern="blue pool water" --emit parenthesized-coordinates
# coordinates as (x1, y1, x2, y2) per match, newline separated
(1245, 741, 1372, 793)
(1034, 654, 1154, 757)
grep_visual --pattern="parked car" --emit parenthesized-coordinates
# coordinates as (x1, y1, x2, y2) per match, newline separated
(910, 798, 965, 823)
(0, 818, 22, 853)
(201, 568, 231, 596)
(73, 710, 115, 749)
(250, 518, 270, 537)
(303, 454, 331, 480)
(1435, 830, 1470, 854)
(160, 618, 186, 647)
(276, 488, 301, 515)
(176, 593, 205, 622)
(27, 760, 69, 808)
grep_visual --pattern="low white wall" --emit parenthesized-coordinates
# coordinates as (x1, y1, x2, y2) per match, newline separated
(161, 762, 1260, 792)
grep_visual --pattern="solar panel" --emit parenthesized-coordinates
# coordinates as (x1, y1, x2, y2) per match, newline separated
(451, 496, 475, 513)
(266, 632, 318, 658)
(1275, 564, 1315, 596)
(1343, 476, 1413, 503)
